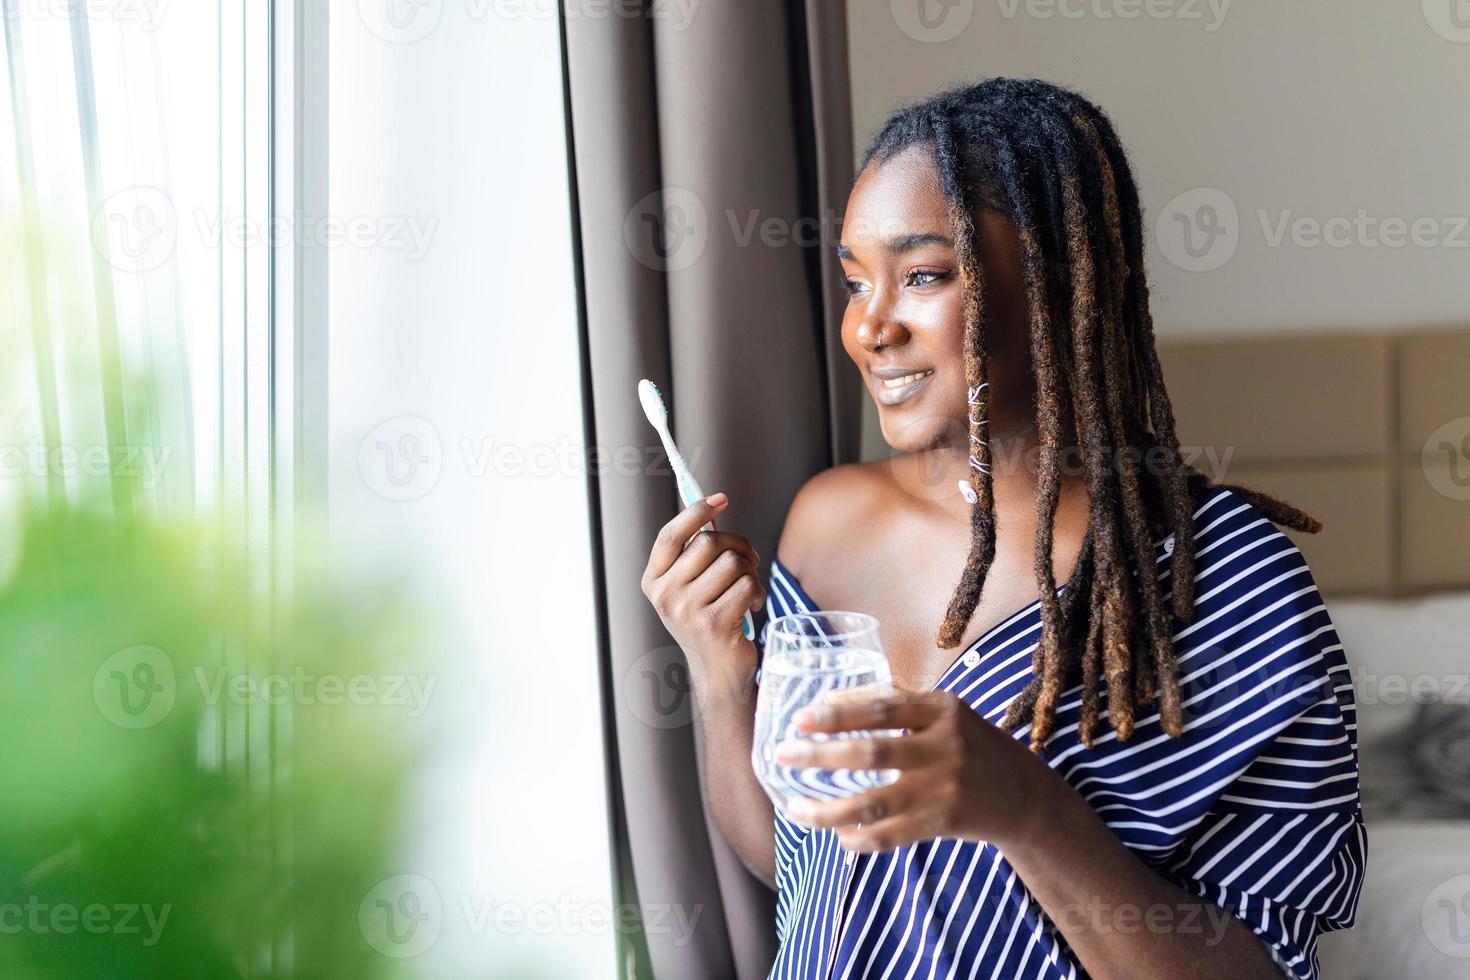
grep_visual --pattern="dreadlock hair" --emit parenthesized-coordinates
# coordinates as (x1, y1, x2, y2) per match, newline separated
(861, 79, 1322, 749)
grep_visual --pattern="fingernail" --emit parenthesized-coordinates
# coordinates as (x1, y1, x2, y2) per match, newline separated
(705, 492, 727, 506)
(787, 799, 814, 820)
(775, 740, 800, 764)
(792, 706, 819, 729)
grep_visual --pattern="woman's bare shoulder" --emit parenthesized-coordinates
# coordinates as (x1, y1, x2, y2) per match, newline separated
(774, 458, 901, 585)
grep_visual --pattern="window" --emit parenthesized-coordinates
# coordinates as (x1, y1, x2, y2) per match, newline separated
(2, 3, 614, 974)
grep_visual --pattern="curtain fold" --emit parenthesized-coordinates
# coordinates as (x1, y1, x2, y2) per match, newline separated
(563, 1, 858, 975)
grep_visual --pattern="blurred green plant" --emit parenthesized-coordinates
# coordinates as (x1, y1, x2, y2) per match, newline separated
(0, 503, 439, 979)
(0, 204, 438, 977)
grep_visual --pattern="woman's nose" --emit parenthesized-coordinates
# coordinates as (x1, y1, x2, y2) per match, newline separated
(853, 314, 910, 353)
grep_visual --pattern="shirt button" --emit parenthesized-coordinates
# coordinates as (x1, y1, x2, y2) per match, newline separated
(844, 852, 854, 866)
(962, 650, 981, 668)
(1162, 534, 1175, 556)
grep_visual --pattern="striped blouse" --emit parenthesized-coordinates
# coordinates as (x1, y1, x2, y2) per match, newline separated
(757, 485, 1366, 980)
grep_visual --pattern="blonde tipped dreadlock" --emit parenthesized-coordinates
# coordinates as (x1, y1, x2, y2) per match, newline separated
(861, 80, 1321, 750)
(931, 110, 997, 650)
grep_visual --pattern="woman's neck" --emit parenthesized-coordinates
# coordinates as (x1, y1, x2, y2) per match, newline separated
(894, 425, 1086, 525)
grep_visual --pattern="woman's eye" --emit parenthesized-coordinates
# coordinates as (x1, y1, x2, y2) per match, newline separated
(906, 269, 949, 288)
(840, 277, 870, 297)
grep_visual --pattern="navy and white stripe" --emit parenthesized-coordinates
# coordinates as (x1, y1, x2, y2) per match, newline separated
(758, 486, 1366, 979)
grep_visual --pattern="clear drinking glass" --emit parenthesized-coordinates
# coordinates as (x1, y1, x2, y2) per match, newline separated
(752, 611, 900, 824)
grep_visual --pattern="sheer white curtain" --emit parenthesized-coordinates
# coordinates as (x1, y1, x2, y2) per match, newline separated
(4, 3, 616, 975)
(325, 3, 616, 975)
(1, 1, 227, 518)
(2, 1, 289, 968)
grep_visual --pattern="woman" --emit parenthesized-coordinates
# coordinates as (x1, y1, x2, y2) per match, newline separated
(641, 79, 1363, 979)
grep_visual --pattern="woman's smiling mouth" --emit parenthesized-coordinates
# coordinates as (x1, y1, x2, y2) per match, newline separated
(872, 368, 935, 406)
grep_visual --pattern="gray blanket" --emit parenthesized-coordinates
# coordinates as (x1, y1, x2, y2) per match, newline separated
(1361, 702, 1470, 820)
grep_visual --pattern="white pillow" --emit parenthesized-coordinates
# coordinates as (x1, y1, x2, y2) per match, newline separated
(1317, 819, 1470, 978)
(1329, 593, 1470, 746)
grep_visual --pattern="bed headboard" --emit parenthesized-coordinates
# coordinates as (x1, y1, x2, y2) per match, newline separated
(1158, 329, 1470, 597)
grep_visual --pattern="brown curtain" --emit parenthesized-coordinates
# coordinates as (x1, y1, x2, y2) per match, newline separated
(562, 1, 859, 976)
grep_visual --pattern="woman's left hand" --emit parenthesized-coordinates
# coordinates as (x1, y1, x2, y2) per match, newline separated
(775, 690, 1058, 852)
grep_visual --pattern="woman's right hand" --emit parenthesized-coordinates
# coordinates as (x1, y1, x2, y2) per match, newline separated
(641, 491, 766, 694)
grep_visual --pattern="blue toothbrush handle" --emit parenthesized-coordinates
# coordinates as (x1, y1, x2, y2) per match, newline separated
(676, 468, 754, 640)
(687, 497, 755, 642)
(695, 516, 755, 641)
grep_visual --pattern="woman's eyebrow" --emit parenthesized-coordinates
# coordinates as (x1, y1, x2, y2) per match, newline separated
(836, 232, 954, 262)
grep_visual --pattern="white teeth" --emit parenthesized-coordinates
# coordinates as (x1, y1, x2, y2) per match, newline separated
(881, 370, 933, 389)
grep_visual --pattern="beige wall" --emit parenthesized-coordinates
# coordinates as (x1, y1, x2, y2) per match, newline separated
(847, 0, 1470, 460)
(847, 0, 1470, 337)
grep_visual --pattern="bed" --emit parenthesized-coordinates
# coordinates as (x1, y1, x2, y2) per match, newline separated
(1158, 331, 1470, 976)
(1316, 594, 1470, 978)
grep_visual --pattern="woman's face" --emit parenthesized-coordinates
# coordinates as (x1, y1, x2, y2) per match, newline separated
(838, 144, 1035, 456)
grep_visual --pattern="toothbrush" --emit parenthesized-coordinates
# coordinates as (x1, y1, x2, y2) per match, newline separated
(638, 379, 756, 641)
